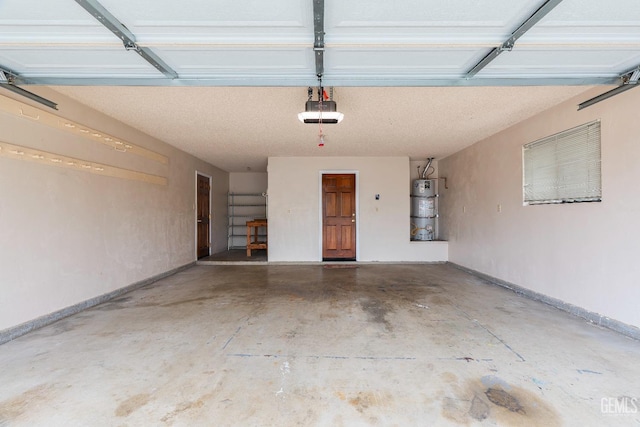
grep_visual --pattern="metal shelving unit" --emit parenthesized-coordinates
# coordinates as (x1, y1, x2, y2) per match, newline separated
(227, 192, 267, 249)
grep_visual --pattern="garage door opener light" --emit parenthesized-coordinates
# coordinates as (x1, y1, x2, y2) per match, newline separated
(298, 86, 343, 124)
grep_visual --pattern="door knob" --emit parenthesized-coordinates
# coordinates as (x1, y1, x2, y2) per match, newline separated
(351, 219, 355, 223)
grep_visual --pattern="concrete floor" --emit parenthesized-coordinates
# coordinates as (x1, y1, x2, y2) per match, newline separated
(200, 249, 268, 264)
(1, 264, 639, 426)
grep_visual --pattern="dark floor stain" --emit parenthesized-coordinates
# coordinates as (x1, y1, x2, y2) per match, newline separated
(442, 378, 560, 427)
(360, 298, 393, 330)
(485, 387, 525, 414)
(122, 301, 159, 308)
(107, 295, 219, 309)
(115, 393, 151, 417)
(93, 296, 138, 311)
(441, 397, 469, 424)
(36, 320, 75, 337)
(93, 304, 123, 311)
(94, 303, 128, 311)
(160, 295, 216, 307)
(21, 319, 77, 339)
(72, 313, 93, 320)
(469, 394, 490, 420)
(494, 306, 514, 315)
(285, 329, 297, 339)
(428, 295, 451, 306)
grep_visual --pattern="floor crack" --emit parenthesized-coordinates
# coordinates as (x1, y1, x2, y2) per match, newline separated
(454, 305, 526, 362)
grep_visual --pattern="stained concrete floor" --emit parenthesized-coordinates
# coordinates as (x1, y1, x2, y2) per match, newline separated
(1, 264, 639, 426)
(199, 249, 268, 264)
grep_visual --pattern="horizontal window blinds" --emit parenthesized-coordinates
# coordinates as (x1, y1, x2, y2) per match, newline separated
(523, 120, 601, 204)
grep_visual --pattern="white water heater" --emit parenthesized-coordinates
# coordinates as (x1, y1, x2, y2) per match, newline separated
(411, 178, 437, 241)
(412, 179, 436, 197)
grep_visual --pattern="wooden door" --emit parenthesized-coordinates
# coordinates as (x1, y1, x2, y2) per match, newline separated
(197, 174, 210, 259)
(322, 174, 356, 260)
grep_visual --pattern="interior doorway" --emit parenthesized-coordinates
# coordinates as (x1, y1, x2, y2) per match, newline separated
(322, 174, 356, 260)
(196, 173, 211, 259)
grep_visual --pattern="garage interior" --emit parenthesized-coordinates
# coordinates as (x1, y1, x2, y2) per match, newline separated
(1, 0, 640, 425)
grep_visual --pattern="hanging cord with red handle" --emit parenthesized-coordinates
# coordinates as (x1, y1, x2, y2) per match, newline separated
(318, 81, 325, 146)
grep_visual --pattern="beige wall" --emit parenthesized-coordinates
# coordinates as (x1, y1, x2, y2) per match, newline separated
(0, 89, 228, 331)
(438, 87, 640, 328)
(267, 156, 448, 262)
(229, 172, 267, 194)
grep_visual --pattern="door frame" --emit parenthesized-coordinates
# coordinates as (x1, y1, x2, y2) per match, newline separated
(194, 171, 213, 260)
(318, 170, 359, 262)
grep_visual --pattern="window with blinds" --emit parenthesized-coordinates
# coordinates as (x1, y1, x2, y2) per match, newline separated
(523, 120, 601, 205)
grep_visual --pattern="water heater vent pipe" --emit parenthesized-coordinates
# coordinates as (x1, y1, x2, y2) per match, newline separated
(421, 157, 435, 179)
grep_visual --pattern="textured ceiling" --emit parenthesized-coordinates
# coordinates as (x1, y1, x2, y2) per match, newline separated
(1, 0, 638, 171)
(51, 85, 593, 172)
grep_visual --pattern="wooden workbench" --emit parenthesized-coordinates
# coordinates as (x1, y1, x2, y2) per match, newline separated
(246, 219, 267, 256)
